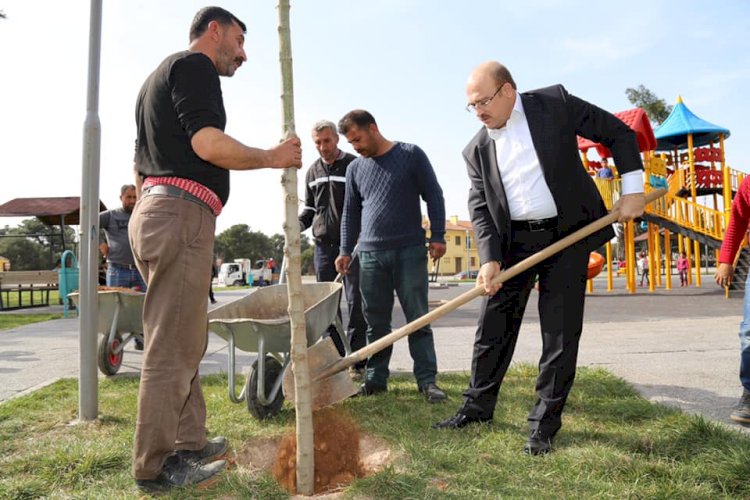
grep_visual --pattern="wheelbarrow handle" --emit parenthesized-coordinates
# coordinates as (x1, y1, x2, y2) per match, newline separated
(314, 188, 666, 381)
(334, 245, 359, 284)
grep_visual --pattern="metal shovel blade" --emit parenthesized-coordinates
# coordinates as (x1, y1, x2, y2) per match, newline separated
(282, 337, 359, 410)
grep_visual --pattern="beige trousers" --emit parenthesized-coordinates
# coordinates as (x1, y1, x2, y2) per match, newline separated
(128, 194, 215, 480)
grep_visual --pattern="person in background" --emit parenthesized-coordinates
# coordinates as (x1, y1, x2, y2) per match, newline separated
(99, 184, 147, 292)
(299, 120, 367, 377)
(335, 109, 447, 403)
(715, 175, 750, 424)
(676, 251, 689, 286)
(597, 158, 614, 179)
(208, 261, 218, 304)
(99, 184, 146, 349)
(639, 251, 649, 287)
(129, 6, 301, 493)
(433, 61, 645, 456)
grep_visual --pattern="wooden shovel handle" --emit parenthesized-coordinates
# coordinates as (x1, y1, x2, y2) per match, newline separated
(315, 188, 666, 381)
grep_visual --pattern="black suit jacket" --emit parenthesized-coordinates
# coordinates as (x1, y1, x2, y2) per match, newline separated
(464, 84, 644, 266)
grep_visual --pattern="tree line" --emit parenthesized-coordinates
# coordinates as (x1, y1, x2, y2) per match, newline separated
(0, 219, 315, 274)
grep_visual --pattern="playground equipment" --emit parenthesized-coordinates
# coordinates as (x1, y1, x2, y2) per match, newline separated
(59, 250, 79, 318)
(579, 97, 742, 296)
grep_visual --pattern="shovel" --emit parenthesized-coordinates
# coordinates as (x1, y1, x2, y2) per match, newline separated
(283, 188, 666, 410)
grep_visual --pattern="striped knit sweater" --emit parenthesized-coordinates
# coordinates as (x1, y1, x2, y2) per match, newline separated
(340, 142, 445, 255)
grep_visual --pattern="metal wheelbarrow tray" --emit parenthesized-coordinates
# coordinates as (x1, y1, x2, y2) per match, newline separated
(69, 289, 145, 376)
(207, 282, 348, 419)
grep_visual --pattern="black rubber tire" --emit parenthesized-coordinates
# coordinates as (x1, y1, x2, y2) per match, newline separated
(245, 356, 285, 419)
(232, 279, 244, 287)
(97, 332, 123, 376)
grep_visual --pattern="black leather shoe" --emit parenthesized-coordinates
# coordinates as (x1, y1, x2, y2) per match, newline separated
(357, 382, 387, 397)
(432, 411, 492, 429)
(523, 429, 554, 455)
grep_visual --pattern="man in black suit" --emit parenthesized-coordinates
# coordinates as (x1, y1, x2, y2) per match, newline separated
(434, 61, 646, 455)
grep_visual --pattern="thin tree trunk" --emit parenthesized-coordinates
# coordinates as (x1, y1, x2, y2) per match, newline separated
(277, 0, 314, 495)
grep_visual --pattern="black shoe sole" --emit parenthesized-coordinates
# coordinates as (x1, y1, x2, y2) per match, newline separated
(730, 413, 750, 424)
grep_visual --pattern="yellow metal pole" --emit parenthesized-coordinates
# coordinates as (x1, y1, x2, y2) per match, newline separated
(688, 133, 698, 228)
(647, 223, 655, 292)
(626, 221, 636, 293)
(664, 229, 672, 290)
(606, 241, 613, 292)
(694, 239, 702, 287)
(684, 236, 695, 285)
(654, 225, 662, 288)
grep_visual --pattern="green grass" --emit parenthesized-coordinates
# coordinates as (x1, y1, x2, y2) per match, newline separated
(2, 367, 750, 498)
(0, 313, 64, 331)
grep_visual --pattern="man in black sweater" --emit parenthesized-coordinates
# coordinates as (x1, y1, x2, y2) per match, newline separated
(130, 6, 301, 493)
(299, 120, 366, 374)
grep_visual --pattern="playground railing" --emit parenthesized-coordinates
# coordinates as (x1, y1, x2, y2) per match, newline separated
(647, 194, 725, 242)
(592, 177, 620, 211)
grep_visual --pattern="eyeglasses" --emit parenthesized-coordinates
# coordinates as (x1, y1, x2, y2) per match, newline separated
(466, 83, 505, 113)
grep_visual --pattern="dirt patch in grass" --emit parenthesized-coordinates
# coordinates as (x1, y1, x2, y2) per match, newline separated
(234, 409, 398, 497)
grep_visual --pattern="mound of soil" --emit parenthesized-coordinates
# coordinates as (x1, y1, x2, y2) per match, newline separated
(274, 408, 362, 494)
(234, 408, 398, 497)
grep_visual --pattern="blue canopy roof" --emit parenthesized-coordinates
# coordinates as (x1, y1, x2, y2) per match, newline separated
(653, 96, 730, 151)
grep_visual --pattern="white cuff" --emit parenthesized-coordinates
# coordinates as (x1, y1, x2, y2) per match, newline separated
(621, 170, 644, 195)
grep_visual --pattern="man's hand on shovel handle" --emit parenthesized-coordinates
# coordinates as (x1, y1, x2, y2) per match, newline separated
(477, 261, 503, 296)
(613, 193, 646, 223)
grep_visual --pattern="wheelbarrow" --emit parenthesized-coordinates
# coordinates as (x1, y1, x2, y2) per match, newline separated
(69, 290, 145, 376)
(207, 282, 349, 419)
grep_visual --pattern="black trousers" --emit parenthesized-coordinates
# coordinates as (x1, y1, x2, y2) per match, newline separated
(314, 242, 367, 367)
(461, 227, 589, 436)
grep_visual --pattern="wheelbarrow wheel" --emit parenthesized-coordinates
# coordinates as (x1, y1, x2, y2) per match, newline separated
(245, 356, 284, 419)
(97, 332, 123, 376)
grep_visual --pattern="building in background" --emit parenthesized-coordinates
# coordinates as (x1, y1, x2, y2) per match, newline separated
(424, 216, 478, 278)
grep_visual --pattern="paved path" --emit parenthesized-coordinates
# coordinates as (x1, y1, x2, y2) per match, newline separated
(1, 275, 747, 432)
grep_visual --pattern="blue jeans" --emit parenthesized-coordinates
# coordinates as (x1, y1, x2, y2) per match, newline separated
(106, 262, 147, 292)
(740, 272, 750, 392)
(358, 244, 437, 389)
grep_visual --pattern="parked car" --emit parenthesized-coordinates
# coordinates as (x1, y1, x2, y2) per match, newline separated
(453, 270, 478, 280)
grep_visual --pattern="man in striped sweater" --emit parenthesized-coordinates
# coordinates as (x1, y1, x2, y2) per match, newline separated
(335, 109, 447, 403)
(716, 175, 750, 424)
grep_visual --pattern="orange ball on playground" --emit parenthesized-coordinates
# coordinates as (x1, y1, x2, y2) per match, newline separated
(587, 252, 605, 279)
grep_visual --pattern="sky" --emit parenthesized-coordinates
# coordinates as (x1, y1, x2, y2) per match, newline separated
(1, 0, 749, 238)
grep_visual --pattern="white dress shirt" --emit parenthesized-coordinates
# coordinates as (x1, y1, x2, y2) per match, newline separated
(487, 95, 557, 221)
(488, 93, 644, 221)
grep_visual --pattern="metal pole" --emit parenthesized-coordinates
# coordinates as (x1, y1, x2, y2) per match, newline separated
(465, 229, 470, 277)
(78, 0, 102, 421)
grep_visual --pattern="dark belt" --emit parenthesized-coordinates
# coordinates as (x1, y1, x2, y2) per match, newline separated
(510, 217, 558, 232)
(141, 184, 211, 212)
(109, 262, 138, 270)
